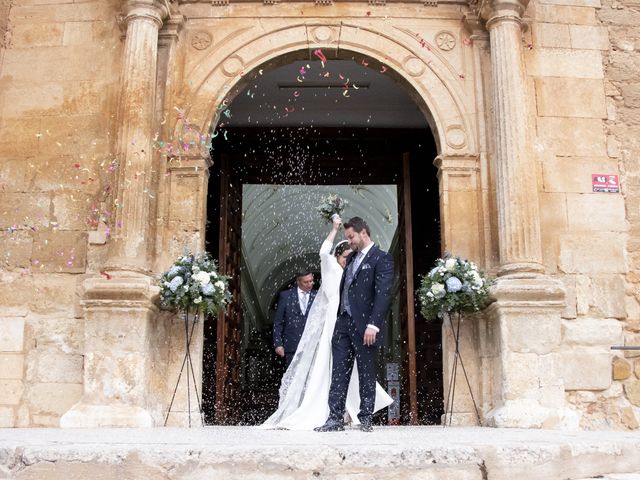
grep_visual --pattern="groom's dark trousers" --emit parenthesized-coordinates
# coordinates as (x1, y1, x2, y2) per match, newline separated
(328, 311, 377, 421)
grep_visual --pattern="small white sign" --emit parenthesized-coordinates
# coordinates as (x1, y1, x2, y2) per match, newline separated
(387, 380, 400, 424)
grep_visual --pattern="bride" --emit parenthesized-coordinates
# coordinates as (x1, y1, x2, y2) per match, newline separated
(261, 215, 393, 430)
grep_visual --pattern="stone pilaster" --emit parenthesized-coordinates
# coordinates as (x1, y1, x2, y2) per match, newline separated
(61, 1, 169, 428)
(107, 0, 169, 272)
(483, 0, 542, 276)
(479, 0, 574, 428)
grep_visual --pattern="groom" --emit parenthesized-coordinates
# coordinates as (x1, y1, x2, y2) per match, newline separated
(315, 217, 394, 432)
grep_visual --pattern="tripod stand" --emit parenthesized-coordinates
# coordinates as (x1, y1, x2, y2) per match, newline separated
(443, 311, 481, 427)
(164, 308, 205, 427)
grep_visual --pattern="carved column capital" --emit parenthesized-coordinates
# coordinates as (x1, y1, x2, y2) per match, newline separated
(479, 0, 528, 30)
(123, 0, 169, 28)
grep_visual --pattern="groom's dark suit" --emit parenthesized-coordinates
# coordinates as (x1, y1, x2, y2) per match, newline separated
(328, 244, 394, 424)
(273, 287, 317, 368)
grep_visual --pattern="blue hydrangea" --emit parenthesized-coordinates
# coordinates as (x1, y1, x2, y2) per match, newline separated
(445, 276, 462, 293)
(201, 283, 215, 295)
(168, 276, 184, 292)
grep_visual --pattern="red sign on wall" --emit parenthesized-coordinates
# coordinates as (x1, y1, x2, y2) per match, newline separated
(592, 174, 620, 193)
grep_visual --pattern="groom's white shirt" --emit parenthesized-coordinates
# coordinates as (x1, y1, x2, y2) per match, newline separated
(353, 242, 380, 334)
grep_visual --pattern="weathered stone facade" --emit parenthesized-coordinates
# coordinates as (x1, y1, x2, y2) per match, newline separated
(0, 0, 638, 430)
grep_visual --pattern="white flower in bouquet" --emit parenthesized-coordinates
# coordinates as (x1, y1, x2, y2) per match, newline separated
(445, 258, 457, 272)
(445, 276, 463, 293)
(215, 280, 225, 290)
(194, 296, 202, 304)
(470, 270, 482, 287)
(431, 283, 446, 298)
(193, 271, 211, 285)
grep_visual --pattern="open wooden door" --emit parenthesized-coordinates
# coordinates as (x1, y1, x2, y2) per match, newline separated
(397, 153, 419, 424)
(215, 154, 243, 424)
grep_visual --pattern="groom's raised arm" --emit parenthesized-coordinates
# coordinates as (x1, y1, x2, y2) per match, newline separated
(273, 290, 287, 349)
(370, 252, 394, 330)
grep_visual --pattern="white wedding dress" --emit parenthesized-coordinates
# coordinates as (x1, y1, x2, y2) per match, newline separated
(260, 239, 393, 430)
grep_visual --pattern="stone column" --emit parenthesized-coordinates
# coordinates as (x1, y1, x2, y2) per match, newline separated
(479, 0, 574, 428)
(108, 0, 169, 272)
(484, 0, 542, 276)
(61, 0, 169, 428)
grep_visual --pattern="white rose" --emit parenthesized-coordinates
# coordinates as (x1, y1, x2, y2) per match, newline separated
(431, 283, 445, 294)
(470, 271, 482, 287)
(193, 271, 211, 285)
(215, 280, 225, 290)
(445, 258, 457, 272)
(194, 296, 202, 304)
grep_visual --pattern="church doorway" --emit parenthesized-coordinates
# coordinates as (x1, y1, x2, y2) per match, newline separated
(201, 55, 442, 425)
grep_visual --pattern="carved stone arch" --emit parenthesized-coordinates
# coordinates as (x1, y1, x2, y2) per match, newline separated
(173, 22, 479, 159)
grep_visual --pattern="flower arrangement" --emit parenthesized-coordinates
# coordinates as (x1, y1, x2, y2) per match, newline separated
(159, 251, 232, 316)
(417, 254, 492, 320)
(317, 194, 348, 223)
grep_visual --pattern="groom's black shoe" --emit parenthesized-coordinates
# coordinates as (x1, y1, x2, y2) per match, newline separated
(359, 417, 373, 433)
(314, 419, 345, 432)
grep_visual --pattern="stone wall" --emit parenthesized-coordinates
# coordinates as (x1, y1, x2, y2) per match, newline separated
(523, 0, 640, 429)
(0, 0, 122, 427)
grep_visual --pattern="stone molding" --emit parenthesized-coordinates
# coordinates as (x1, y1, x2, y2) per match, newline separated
(123, 0, 170, 27)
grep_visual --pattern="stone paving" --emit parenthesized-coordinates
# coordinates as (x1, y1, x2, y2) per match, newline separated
(1, 426, 640, 479)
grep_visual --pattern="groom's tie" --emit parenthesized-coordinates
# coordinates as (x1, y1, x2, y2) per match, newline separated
(300, 291, 309, 313)
(340, 252, 362, 316)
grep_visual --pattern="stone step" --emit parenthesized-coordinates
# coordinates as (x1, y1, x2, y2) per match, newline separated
(1, 426, 639, 480)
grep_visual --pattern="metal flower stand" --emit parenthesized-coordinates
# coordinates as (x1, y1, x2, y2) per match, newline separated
(164, 308, 205, 427)
(443, 311, 481, 427)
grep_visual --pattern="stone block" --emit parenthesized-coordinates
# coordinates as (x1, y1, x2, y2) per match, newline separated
(0, 317, 25, 352)
(558, 234, 626, 274)
(30, 275, 79, 316)
(62, 80, 114, 116)
(569, 25, 609, 50)
(621, 405, 639, 429)
(620, 83, 640, 109)
(52, 192, 95, 230)
(0, 81, 64, 118)
(0, 406, 15, 427)
(0, 379, 25, 404)
(506, 313, 562, 355)
(613, 356, 632, 380)
(10, 3, 116, 24)
(26, 382, 82, 415)
(31, 230, 87, 273)
(560, 276, 577, 319)
(625, 381, 640, 407)
(562, 351, 612, 390)
(63, 21, 117, 46)
(636, 359, 640, 378)
(31, 414, 60, 427)
(0, 117, 41, 156)
(27, 155, 102, 195)
(35, 353, 83, 383)
(25, 315, 82, 357)
(0, 193, 51, 229)
(0, 231, 33, 269)
(0, 157, 29, 191)
(562, 318, 623, 346)
(38, 115, 110, 155)
(0, 354, 25, 380)
(566, 194, 626, 232)
(537, 117, 607, 157)
(541, 156, 619, 194)
(11, 22, 64, 47)
(624, 333, 640, 358)
(532, 22, 571, 48)
(535, 78, 606, 118)
(575, 275, 626, 318)
(526, 49, 603, 79)
(532, 4, 599, 24)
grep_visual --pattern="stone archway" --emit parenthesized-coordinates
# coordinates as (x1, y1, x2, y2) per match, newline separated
(155, 21, 489, 425)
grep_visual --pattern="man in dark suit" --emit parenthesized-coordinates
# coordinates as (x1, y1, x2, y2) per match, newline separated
(315, 217, 394, 432)
(273, 271, 317, 369)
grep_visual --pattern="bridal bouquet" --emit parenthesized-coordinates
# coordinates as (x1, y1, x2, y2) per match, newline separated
(417, 254, 491, 320)
(159, 251, 232, 316)
(317, 194, 348, 223)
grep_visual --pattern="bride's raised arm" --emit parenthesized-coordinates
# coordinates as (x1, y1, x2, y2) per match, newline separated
(320, 215, 342, 256)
